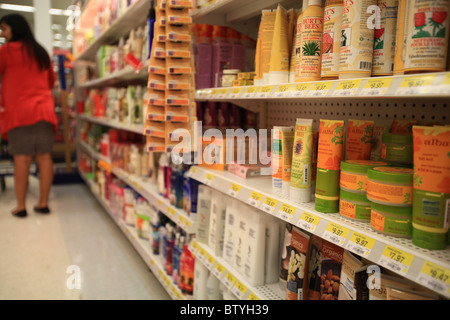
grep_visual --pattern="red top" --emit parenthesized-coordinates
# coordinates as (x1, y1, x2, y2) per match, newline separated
(0, 41, 58, 140)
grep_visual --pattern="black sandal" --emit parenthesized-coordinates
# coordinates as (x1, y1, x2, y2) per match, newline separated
(34, 206, 50, 214)
(12, 209, 27, 218)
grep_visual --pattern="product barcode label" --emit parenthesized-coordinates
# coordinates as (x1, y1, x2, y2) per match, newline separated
(360, 78, 393, 96)
(345, 232, 376, 257)
(261, 197, 279, 214)
(297, 211, 320, 233)
(417, 261, 450, 295)
(203, 173, 215, 185)
(359, 61, 372, 70)
(323, 222, 350, 246)
(213, 262, 226, 278)
(396, 75, 436, 96)
(378, 245, 414, 275)
(303, 164, 309, 185)
(231, 281, 248, 299)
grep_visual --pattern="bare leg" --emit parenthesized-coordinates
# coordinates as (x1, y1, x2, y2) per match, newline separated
(13, 155, 32, 212)
(35, 153, 53, 208)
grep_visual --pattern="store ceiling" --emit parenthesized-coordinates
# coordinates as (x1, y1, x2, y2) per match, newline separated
(0, 0, 75, 49)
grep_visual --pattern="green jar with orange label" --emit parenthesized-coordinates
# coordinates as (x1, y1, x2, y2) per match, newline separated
(370, 202, 412, 238)
(381, 133, 413, 165)
(339, 189, 371, 222)
(367, 167, 414, 207)
(340, 160, 389, 193)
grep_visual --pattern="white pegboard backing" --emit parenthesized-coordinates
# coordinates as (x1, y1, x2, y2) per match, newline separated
(267, 97, 449, 129)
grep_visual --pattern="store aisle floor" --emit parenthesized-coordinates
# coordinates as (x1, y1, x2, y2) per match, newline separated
(0, 175, 170, 300)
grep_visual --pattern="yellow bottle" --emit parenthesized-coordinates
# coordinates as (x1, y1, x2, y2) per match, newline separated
(299, 0, 324, 82)
(295, 0, 309, 83)
(321, 0, 344, 80)
(393, 0, 410, 75)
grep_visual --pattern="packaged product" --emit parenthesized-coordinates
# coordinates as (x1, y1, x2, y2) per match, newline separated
(307, 235, 344, 300)
(195, 185, 212, 244)
(167, 24, 192, 42)
(286, 227, 310, 300)
(321, 0, 344, 80)
(386, 285, 440, 300)
(346, 119, 374, 160)
(268, 4, 290, 84)
(279, 222, 293, 291)
(338, 250, 363, 300)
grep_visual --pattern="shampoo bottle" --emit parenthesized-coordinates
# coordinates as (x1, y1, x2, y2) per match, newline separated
(265, 215, 282, 284)
(244, 207, 266, 287)
(195, 185, 212, 244)
(234, 203, 249, 275)
(206, 271, 222, 300)
(208, 190, 227, 257)
(193, 258, 209, 300)
(223, 199, 239, 266)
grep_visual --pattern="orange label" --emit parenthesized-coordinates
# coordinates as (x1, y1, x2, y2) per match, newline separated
(346, 120, 374, 160)
(367, 180, 413, 205)
(371, 210, 385, 232)
(317, 120, 345, 170)
(340, 171, 367, 192)
(412, 126, 450, 194)
(340, 199, 356, 219)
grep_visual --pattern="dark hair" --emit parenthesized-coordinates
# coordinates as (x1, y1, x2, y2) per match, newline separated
(0, 13, 51, 71)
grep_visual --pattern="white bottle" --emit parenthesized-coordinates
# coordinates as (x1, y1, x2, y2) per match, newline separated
(129, 145, 141, 177)
(265, 215, 281, 284)
(244, 207, 266, 287)
(222, 199, 239, 266)
(195, 185, 212, 244)
(234, 203, 249, 275)
(157, 153, 168, 196)
(193, 259, 209, 300)
(206, 272, 222, 300)
(208, 190, 227, 257)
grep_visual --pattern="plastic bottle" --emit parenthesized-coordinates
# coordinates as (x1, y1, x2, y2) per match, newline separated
(182, 244, 195, 298)
(339, 0, 377, 79)
(298, 0, 324, 82)
(150, 210, 161, 255)
(147, 0, 155, 60)
(193, 258, 209, 300)
(177, 236, 185, 290)
(321, 0, 344, 79)
(157, 153, 168, 196)
(164, 225, 174, 276)
(295, 0, 309, 82)
(172, 231, 180, 284)
(206, 271, 222, 300)
(129, 145, 141, 177)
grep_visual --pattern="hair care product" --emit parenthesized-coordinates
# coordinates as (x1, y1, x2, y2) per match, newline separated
(372, 0, 399, 76)
(339, 0, 377, 79)
(206, 271, 222, 300)
(196, 185, 212, 244)
(244, 207, 266, 287)
(404, 0, 450, 74)
(208, 190, 227, 257)
(393, 0, 411, 75)
(193, 259, 209, 300)
(268, 4, 290, 84)
(371, 201, 412, 237)
(298, 0, 324, 82)
(265, 215, 281, 284)
(321, 0, 344, 79)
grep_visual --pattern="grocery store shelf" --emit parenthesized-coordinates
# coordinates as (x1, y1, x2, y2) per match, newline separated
(78, 170, 184, 300)
(78, 141, 196, 234)
(79, 60, 150, 89)
(189, 239, 285, 300)
(188, 166, 450, 299)
(77, 114, 145, 135)
(195, 72, 450, 101)
(75, 0, 152, 61)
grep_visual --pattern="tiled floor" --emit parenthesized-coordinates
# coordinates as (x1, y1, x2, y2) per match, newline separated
(0, 175, 170, 300)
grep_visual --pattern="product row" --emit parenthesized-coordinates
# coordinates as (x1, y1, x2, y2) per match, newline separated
(251, 0, 450, 86)
(80, 86, 148, 125)
(193, 184, 442, 300)
(267, 119, 449, 250)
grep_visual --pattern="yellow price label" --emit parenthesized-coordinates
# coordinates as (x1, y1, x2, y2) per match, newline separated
(418, 261, 450, 294)
(324, 222, 350, 245)
(248, 292, 261, 300)
(204, 173, 215, 185)
(262, 197, 279, 214)
(248, 191, 264, 207)
(259, 85, 274, 93)
(291, 83, 312, 96)
(309, 81, 333, 96)
(213, 262, 226, 278)
(297, 211, 321, 232)
(210, 89, 219, 95)
(205, 254, 216, 269)
(379, 245, 415, 275)
(224, 271, 237, 288)
(228, 183, 242, 197)
(276, 84, 293, 92)
(167, 207, 176, 217)
(197, 247, 207, 259)
(218, 88, 229, 95)
(336, 79, 362, 91)
(184, 219, 191, 228)
(443, 73, 450, 85)
(400, 75, 435, 88)
(346, 232, 376, 256)
(244, 86, 259, 96)
(191, 240, 199, 250)
(231, 87, 243, 94)
(232, 280, 248, 297)
(277, 203, 296, 221)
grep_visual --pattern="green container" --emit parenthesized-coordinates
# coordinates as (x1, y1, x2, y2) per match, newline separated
(315, 168, 340, 213)
(381, 133, 413, 164)
(367, 167, 414, 207)
(339, 189, 371, 221)
(412, 189, 450, 250)
(370, 202, 412, 238)
(340, 160, 389, 193)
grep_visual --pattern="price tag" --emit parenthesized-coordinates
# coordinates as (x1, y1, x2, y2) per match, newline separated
(231, 280, 248, 299)
(217, 88, 230, 99)
(149, 257, 155, 267)
(261, 197, 279, 214)
(247, 292, 261, 300)
(307, 81, 333, 97)
(197, 247, 208, 261)
(297, 211, 321, 233)
(378, 245, 415, 275)
(208, 88, 219, 99)
(223, 271, 237, 289)
(396, 75, 436, 95)
(435, 73, 450, 95)
(323, 222, 350, 246)
(243, 86, 259, 98)
(273, 84, 294, 97)
(333, 79, 363, 96)
(228, 183, 242, 197)
(277, 203, 296, 221)
(288, 83, 312, 97)
(247, 191, 264, 208)
(360, 78, 393, 96)
(212, 262, 226, 278)
(204, 254, 216, 270)
(167, 207, 177, 219)
(203, 173, 215, 185)
(417, 261, 450, 295)
(190, 240, 199, 254)
(256, 85, 275, 98)
(229, 87, 243, 99)
(188, 166, 199, 177)
(346, 232, 376, 257)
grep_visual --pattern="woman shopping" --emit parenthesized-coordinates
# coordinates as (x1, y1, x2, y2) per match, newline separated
(0, 14, 58, 218)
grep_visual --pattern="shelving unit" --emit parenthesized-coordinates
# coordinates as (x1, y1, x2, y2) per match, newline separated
(188, 0, 450, 301)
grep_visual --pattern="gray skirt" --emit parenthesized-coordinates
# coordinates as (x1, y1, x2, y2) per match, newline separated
(8, 121, 54, 156)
